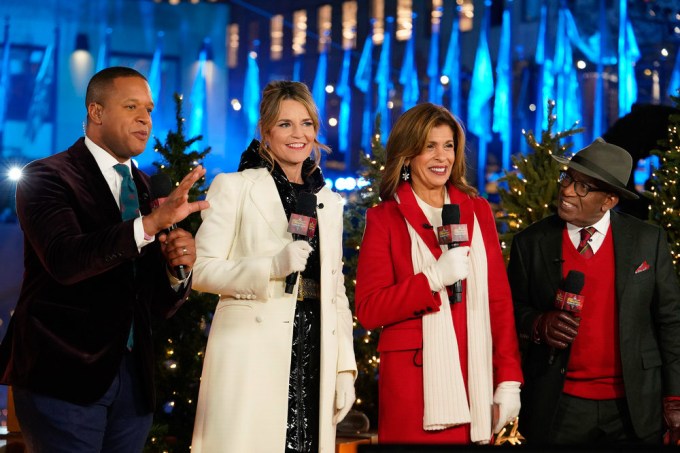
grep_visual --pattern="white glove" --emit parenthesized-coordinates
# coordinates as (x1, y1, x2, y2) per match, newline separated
(493, 381, 521, 434)
(333, 371, 356, 424)
(422, 246, 470, 292)
(270, 241, 313, 278)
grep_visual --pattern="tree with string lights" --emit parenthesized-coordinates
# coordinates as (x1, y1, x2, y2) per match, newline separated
(647, 94, 680, 279)
(342, 122, 386, 428)
(144, 93, 216, 452)
(496, 100, 584, 258)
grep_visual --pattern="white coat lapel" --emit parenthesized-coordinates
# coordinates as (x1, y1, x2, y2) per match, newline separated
(248, 171, 290, 245)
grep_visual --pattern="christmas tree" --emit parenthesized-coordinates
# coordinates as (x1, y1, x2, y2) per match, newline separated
(647, 94, 680, 279)
(342, 121, 386, 428)
(496, 100, 584, 257)
(145, 93, 217, 452)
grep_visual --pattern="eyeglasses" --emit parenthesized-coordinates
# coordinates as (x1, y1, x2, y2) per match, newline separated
(558, 171, 606, 197)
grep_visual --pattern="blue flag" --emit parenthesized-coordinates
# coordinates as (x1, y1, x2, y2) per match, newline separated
(399, 20, 419, 112)
(375, 17, 394, 142)
(337, 48, 352, 153)
(24, 43, 54, 142)
(96, 28, 111, 73)
(442, 7, 461, 116)
(148, 31, 164, 104)
(493, 4, 512, 170)
(354, 32, 373, 93)
(467, 8, 493, 141)
(427, 18, 441, 104)
(312, 44, 328, 143)
(243, 48, 261, 142)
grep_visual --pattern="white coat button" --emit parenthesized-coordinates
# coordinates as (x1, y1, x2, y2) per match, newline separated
(236, 294, 241, 299)
(332, 297, 336, 304)
(332, 330, 336, 335)
(256, 316, 262, 323)
(332, 269, 337, 275)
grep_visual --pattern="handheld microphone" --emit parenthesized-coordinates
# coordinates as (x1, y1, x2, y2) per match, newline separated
(548, 270, 585, 365)
(150, 173, 187, 280)
(438, 204, 469, 303)
(285, 192, 318, 294)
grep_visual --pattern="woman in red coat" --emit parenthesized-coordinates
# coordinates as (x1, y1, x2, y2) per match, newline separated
(355, 103, 523, 445)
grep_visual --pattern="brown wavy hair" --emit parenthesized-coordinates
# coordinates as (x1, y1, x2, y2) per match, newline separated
(257, 80, 330, 172)
(379, 103, 476, 201)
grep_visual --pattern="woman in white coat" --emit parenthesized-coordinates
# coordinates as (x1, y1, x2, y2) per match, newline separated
(191, 80, 357, 453)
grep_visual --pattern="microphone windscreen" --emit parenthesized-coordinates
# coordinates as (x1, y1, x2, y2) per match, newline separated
(296, 192, 317, 217)
(442, 204, 460, 225)
(150, 173, 174, 199)
(563, 270, 585, 294)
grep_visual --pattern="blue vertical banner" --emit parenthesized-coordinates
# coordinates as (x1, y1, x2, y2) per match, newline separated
(375, 16, 393, 143)
(148, 31, 164, 104)
(618, 0, 640, 116)
(467, 1, 494, 190)
(243, 43, 261, 143)
(312, 40, 328, 144)
(554, 6, 583, 149)
(427, 8, 441, 104)
(493, 1, 512, 171)
(188, 39, 208, 150)
(534, 0, 548, 134)
(668, 44, 680, 98)
(25, 43, 55, 142)
(336, 48, 352, 154)
(442, 5, 461, 116)
(399, 14, 419, 112)
(0, 18, 11, 146)
(95, 27, 111, 73)
(354, 27, 373, 152)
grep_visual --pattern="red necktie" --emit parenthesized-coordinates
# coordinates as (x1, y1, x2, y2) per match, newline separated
(578, 227, 596, 259)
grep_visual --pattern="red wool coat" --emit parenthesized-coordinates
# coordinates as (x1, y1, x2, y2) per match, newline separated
(355, 182, 523, 444)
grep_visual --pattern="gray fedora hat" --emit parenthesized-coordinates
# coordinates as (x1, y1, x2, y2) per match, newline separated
(552, 137, 639, 200)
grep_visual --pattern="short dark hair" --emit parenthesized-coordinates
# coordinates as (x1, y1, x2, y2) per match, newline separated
(85, 66, 147, 107)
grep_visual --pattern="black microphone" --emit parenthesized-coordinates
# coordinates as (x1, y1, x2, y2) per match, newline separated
(437, 204, 469, 303)
(285, 192, 318, 294)
(548, 270, 586, 365)
(150, 173, 187, 280)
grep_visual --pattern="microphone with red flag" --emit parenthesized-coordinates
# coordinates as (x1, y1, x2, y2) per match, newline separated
(438, 204, 469, 303)
(285, 192, 318, 294)
(150, 173, 187, 280)
(548, 270, 585, 365)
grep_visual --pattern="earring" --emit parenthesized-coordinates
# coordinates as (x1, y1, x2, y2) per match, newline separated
(401, 165, 410, 181)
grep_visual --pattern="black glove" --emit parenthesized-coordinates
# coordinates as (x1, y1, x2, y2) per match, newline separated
(664, 398, 680, 446)
(534, 311, 580, 350)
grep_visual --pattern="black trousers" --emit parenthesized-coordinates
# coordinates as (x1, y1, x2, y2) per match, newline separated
(549, 393, 662, 446)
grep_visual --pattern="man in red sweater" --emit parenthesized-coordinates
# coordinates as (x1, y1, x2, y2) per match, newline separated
(508, 138, 680, 446)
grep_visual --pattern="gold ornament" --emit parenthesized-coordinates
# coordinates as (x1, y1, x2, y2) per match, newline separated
(494, 417, 525, 446)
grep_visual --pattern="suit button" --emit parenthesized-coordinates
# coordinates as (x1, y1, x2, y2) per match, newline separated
(426, 306, 433, 312)
(560, 368, 566, 374)
(413, 311, 419, 316)
(332, 297, 336, 304)
(236, 294, 241, 300)
(332, 269, 337, 275)
(256, 316, 262, 323)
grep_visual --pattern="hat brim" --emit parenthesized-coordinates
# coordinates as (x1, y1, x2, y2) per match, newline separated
(552, 155, 639, 200)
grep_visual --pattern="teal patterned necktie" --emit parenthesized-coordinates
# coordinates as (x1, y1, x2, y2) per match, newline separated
(113, 163, 138, 350)
(113, 164, 140, 221)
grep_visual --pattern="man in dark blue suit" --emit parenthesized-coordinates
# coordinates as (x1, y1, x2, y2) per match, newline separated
(0, 66, 209, 452)
(509, 138, 680, 446)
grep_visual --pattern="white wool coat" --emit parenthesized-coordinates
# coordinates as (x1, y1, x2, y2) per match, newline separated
(190, 168, 357, 453)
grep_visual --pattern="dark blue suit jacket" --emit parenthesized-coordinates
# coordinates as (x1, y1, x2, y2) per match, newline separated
(0, 138, 190, 411)
(508, 211, 680, 443)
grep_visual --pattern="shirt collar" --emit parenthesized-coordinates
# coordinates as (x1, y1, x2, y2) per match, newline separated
(566, 209, 611, 236)
(84, 135, 132, 174)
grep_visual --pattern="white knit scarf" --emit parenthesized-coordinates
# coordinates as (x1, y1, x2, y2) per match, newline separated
(397, 195, 494, 443)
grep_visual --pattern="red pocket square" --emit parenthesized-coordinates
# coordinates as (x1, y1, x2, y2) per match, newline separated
(635, 261, 650, 274)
